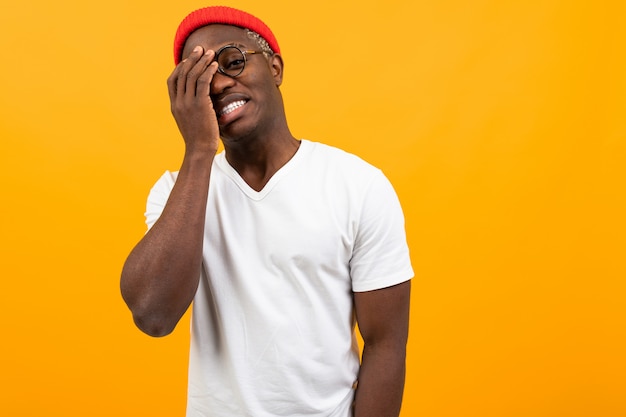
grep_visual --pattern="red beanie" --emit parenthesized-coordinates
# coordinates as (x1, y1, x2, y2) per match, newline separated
(173, 6, 281, 64)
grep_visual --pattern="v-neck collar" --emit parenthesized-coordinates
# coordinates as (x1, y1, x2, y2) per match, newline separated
(215, 140, 309, 201)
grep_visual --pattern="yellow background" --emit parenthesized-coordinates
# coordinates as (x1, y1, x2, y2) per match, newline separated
(1, 0, 624, 416)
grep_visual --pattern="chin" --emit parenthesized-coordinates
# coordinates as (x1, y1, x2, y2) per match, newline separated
(219, 129, 254, 148)
(219, 120, 259, 144)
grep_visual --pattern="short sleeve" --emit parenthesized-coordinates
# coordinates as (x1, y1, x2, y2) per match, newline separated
(350, 171, 414, 292)
(145, 171, 178, 231)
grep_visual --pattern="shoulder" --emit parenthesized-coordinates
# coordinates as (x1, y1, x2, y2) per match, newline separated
(301, 140, 383, 184)
(304, 140, 375, 167)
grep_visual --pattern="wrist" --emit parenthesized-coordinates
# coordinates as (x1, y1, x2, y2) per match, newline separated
(180, 146, 217, 176)
(184, 143, 219, 160)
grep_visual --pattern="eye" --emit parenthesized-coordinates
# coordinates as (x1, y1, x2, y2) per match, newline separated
(217, 47, 245, 73)
(224, 58, 245, 70)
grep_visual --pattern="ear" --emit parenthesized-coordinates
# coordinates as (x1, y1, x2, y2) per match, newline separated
(269, 53, 284, 86)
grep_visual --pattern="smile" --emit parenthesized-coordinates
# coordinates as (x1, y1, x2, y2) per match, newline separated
(217, 100, 247, 117)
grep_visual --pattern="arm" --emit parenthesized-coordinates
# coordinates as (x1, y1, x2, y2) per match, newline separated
(353, 280, 411, 417)
(120, 46, 220, 337)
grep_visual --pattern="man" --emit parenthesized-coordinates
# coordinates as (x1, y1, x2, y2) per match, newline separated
(121, 6, 413, 417)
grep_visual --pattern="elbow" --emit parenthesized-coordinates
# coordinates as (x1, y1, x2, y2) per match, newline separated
(121, 291, 178, 337)
(120, 278, 177, 337)
(362, 337, 408, 359)
(132, 310, 177, 337)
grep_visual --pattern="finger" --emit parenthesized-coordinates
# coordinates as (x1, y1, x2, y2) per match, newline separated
(167, 63, 184, 101)
(195, 55, 218, 98)
(177, 46, 205, 95)
(185, 49, 215, 97)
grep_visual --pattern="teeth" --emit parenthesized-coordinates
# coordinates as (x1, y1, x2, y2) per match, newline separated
(219, 100, 246, 117)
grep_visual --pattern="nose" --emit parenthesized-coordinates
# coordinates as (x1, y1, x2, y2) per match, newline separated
(210, 69, 236, 95)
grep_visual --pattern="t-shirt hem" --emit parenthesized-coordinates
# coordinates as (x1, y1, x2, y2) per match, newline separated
(352, 269, 414, 293)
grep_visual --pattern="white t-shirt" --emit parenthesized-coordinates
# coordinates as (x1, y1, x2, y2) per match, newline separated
(145, 140, 413, 417)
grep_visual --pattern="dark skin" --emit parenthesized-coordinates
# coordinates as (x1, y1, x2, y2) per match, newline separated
(120, 24, 411, 417)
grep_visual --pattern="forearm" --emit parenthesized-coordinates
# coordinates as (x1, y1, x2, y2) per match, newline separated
(120, 150, 214, 336)
(353, 342, 407, 417)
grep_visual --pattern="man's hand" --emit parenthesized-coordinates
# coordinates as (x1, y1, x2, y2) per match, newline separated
(167, 46, 220, 154)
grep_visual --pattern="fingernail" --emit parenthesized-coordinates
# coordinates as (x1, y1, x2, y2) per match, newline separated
(193, 46, 202, 53)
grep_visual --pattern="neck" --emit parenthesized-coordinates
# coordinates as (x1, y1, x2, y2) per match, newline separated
(223, 124, 300, 192)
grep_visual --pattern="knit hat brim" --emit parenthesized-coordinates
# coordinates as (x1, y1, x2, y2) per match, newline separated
(173, 6, 280, 64)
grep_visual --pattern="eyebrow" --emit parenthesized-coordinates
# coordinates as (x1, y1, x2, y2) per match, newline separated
(220, 43, 249, 50)
(183, 42, 250, 60)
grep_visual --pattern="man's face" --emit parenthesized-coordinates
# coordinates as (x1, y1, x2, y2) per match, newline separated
(181, 24, 284, 142)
